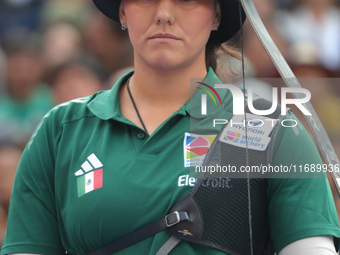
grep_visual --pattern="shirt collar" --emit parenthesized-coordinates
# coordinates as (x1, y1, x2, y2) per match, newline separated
(88, 69, 134, 120)
(88, 66, 228, 120)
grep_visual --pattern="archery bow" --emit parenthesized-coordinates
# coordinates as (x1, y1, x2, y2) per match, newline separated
(239, 0, 340, 197)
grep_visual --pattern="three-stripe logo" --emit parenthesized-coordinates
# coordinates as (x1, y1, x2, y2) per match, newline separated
(75, 153, 103, 198)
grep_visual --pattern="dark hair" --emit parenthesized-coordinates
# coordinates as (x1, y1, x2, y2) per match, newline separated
(205, 0, 241, 76)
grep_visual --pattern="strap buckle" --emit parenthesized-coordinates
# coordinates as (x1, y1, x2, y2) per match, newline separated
(165, 211, 180, 227)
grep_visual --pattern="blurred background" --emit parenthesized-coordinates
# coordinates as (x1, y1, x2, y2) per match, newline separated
(0, 0, 340, 249)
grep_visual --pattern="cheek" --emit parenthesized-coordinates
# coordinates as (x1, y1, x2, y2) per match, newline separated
(180, 3, 215, 36)
(125, 13, 151, 47)
(181, 14, 213, 45)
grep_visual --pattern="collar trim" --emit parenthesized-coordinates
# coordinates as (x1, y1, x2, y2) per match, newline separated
(88, 67, 228, 120)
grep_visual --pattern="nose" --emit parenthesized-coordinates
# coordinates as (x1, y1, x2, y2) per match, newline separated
(155, 0, 175, 25)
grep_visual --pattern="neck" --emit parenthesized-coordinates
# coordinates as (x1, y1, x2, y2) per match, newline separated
(129, 55, 208, 108)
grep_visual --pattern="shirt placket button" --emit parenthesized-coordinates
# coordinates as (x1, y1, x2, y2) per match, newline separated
(137, 133, 145, 139)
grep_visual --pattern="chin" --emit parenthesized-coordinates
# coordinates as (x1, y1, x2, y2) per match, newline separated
(148, 55, 192, 70)
(148, 59, 181, 70)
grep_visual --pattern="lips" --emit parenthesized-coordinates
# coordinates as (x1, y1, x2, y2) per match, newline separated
(150, 33, 179, 40)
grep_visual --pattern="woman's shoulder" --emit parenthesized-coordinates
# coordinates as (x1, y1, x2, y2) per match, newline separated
(43, 90, 107, 126)
(26, 90, 107, 151)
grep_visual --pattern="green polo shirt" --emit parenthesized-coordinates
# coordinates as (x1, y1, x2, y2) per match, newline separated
(1, 67, 340, 255)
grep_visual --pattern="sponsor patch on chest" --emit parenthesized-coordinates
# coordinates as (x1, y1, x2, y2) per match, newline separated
(219, 114, 275, 151)
(184, 133, 216, 167)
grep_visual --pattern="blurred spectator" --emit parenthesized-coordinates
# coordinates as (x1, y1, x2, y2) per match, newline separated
(42, 22, 83, 71)
(284, 39, 340, 142)
(0, 45, 5, 95)
(243, 0, 288, 78)
(39, 0, 106, 83)
(0, 43, 54, 147)
(0, 0, 43, 44)
(274, 0, 295, 9)
(84, 12, 134, 87)
(40, 0, 92, 31)
(277, 0, 340, 71)
(288, 41, 320, 66)
(49, 61, 102, 105)
(314, 77, 340, 145)
(0, 146, 22, 248)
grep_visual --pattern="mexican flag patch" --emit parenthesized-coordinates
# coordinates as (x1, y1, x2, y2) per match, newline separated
(77, 169, 103, 197)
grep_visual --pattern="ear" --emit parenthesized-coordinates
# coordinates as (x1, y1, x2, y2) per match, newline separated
(214, 3, 221, 27)
(119, 1, 126, 24)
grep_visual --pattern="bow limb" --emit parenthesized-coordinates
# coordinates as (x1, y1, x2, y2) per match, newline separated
(239, 0, 340, 196)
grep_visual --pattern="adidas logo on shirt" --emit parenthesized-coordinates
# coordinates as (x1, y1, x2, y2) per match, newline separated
(75, 153, 103, 198)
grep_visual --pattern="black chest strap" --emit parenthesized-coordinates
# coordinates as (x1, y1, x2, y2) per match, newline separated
(85, 212, 189, 255)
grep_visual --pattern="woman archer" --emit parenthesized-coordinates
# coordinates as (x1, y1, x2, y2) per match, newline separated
(1, 0, 340, 254)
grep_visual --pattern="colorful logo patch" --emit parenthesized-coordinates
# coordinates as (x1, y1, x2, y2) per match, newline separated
(219, 116, 272, 151)
(223, 131, 241, 143)
(75, 153, 103, 198)
(184, 133, 216, 167)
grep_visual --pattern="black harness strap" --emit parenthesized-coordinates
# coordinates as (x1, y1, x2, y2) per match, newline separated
(86, 211, 189, 255)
